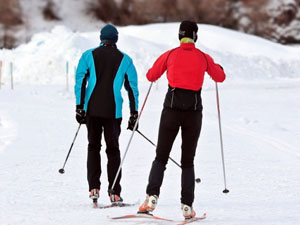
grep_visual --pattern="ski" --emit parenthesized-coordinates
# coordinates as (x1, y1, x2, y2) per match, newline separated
(109, 212, 174, 222)
(177, 213, 207, 225)
(98, 202, 137, 209)
(109, 212, 206, 223)
(91, 197, 138, 209)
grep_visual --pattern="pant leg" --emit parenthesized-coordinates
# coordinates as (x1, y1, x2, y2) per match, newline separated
(86, 116, 103, 191)
(103, 118, 122, 196)
(180, 111, 202, 206)
(146, 108, 180, 196)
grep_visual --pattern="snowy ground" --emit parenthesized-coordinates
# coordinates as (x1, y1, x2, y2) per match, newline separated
(0, 23, 300, 225)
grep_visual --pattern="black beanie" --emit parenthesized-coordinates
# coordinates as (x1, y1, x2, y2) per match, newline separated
(178, 21, 198, 42)
(100, 24, 118, 43)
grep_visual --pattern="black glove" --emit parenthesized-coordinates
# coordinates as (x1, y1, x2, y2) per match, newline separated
(76, 108, 86, 124)
(127, 111, 138, 131)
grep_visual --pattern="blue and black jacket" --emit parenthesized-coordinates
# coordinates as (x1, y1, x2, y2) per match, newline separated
(75, 42, 139, 119)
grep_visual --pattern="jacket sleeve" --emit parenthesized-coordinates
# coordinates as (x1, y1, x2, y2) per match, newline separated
(74, 52, 89, 108)
(146, 50, 170, 82)
(205, 53, 226, 82)
(124, 59, 139, 113)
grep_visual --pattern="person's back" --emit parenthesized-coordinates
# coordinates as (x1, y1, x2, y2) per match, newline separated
(147, 36, 225, 92)
(75, 40, 138, 119)
(165, 44, 224, 90)
(80, 43, 138, 118)
(87, 44, 124, 118)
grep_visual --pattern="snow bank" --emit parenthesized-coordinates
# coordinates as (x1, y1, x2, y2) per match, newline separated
(0, 23, 299, 85)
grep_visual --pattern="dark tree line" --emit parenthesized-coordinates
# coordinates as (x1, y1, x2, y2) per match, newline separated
(0, 0, 60, 48)
(90, 0, 300, 44)
(1, 0, 299, 48)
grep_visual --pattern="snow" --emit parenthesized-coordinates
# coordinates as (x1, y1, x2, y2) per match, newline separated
(1, 23, 299, 85)
(0, 23, 300, 225)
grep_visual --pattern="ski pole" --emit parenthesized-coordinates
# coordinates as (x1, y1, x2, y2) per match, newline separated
(136, 129, 201, 184)
(215, 82, 229, 194)
(109, 83, 153, 194)
(58, 123, 81, 174)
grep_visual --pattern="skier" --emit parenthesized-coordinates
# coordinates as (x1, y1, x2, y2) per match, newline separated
(74, 24, 139, 206)
(138, 21, 226, 219)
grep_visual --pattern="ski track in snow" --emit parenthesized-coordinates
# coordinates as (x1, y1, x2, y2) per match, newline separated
(225, 124, 300, 159)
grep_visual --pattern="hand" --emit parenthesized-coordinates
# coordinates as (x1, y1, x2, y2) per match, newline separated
(76, 108, 86, 124)
(127, 111, 138, 131)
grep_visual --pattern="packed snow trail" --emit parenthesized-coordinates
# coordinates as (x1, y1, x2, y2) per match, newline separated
(0, 79, 300, 225)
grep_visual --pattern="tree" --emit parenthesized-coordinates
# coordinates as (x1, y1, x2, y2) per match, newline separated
(0, 0, 22, 48)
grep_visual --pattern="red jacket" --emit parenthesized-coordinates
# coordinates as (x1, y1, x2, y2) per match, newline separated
(146, 43, 226, 91)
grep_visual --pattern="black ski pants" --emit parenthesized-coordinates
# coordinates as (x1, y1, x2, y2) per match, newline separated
(146, 107, 202, 206)
(86, 116, 122, 196)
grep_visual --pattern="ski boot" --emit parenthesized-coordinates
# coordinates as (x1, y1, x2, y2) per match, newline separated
(89, 189, 99, 207)
(138, 195, 158, 214)
(109, 194, 123, 206)
(182, 204, 196, 219)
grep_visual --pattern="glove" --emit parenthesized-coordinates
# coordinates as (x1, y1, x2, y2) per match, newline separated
(76, 108, 86, 124)
(127, 111, 138, 131)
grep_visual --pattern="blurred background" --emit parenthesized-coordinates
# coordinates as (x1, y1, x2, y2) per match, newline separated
(0, 0, 300, 49)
